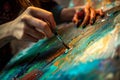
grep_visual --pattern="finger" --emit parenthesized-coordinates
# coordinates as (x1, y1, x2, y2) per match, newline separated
(22, 33, 38, 42)
(24, 26, 45, 40)
(72, 13, 79, 24)
(85, 2, 91, 9)
(77, 8, 85, 20)
(90, 8, 96, 25)
(96, 9, 104, 17)
(76, 20, 82, 28)
(27, 6, 56, 29)
(22, 15, 53, 38)
(81, 7, 90, 28)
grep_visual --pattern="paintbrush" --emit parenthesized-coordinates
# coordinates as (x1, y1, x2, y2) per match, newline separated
(51, 28, 70, 49)
(27, 0, 70, 49)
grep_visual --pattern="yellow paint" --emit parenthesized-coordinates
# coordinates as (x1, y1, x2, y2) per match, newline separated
(47, 48, 66, 62)
(54, 61, 59, 66)
(74, 25, 120, 63)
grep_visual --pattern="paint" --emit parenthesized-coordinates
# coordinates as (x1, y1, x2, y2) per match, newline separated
(0, 2, 120, 80)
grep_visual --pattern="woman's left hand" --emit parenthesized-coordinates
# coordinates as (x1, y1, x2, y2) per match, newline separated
(73, 2, 104, 28)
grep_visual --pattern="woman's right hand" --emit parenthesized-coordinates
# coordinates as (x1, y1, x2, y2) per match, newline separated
(10, 6, 56, 42)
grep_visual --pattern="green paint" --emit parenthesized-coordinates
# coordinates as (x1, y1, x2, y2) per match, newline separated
(0, 5, 120, 80)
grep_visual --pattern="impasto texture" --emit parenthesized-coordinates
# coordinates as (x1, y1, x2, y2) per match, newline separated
(0, 0, 120, 80)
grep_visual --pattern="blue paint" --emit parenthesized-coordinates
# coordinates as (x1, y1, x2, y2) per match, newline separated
(39, 60, 102, 80)
(1, 6, 120, 80)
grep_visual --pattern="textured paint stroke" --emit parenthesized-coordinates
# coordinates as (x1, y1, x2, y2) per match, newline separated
(0, 2, 120, 80)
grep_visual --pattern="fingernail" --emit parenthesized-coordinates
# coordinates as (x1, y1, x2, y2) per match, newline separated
(101, 14, 105, 18)
(76, 23, 79, 28)
(82, 23, 87, 28)
(82, 25, 86, 29)
(76, 20, 82, 28)
(91, 18, 95, 25)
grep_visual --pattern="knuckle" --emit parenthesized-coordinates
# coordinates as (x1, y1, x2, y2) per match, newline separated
(26, 6, 34, 12)
(42, 23, 48, 30)
(47, 12, 53, 17)
(21, 15, 29, 21)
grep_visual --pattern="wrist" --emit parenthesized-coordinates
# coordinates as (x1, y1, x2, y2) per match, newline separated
(60, 8, 76, 22)
(0, 21, 15, 41)
(50, 5, 63, 24)
(0, 21, 15, 48)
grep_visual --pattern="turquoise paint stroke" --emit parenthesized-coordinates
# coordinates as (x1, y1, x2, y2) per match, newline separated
(1, 6, 120, 80)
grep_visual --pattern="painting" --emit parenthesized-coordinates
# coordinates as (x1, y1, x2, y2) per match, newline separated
(0, 0, 120, 80)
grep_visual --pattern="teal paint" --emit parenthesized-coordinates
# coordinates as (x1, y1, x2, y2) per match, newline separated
(0, 6, 120, 80)
(40, 60, 101, 80)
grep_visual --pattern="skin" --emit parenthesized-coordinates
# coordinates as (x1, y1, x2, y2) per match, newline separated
(0, 6, 56, 48)
(0, 3, 104, 48)
(72, 3, 104, 27)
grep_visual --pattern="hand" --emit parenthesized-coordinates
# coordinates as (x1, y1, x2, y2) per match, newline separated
(73, 3, 104, 28)
(10, 6, 56, 42)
